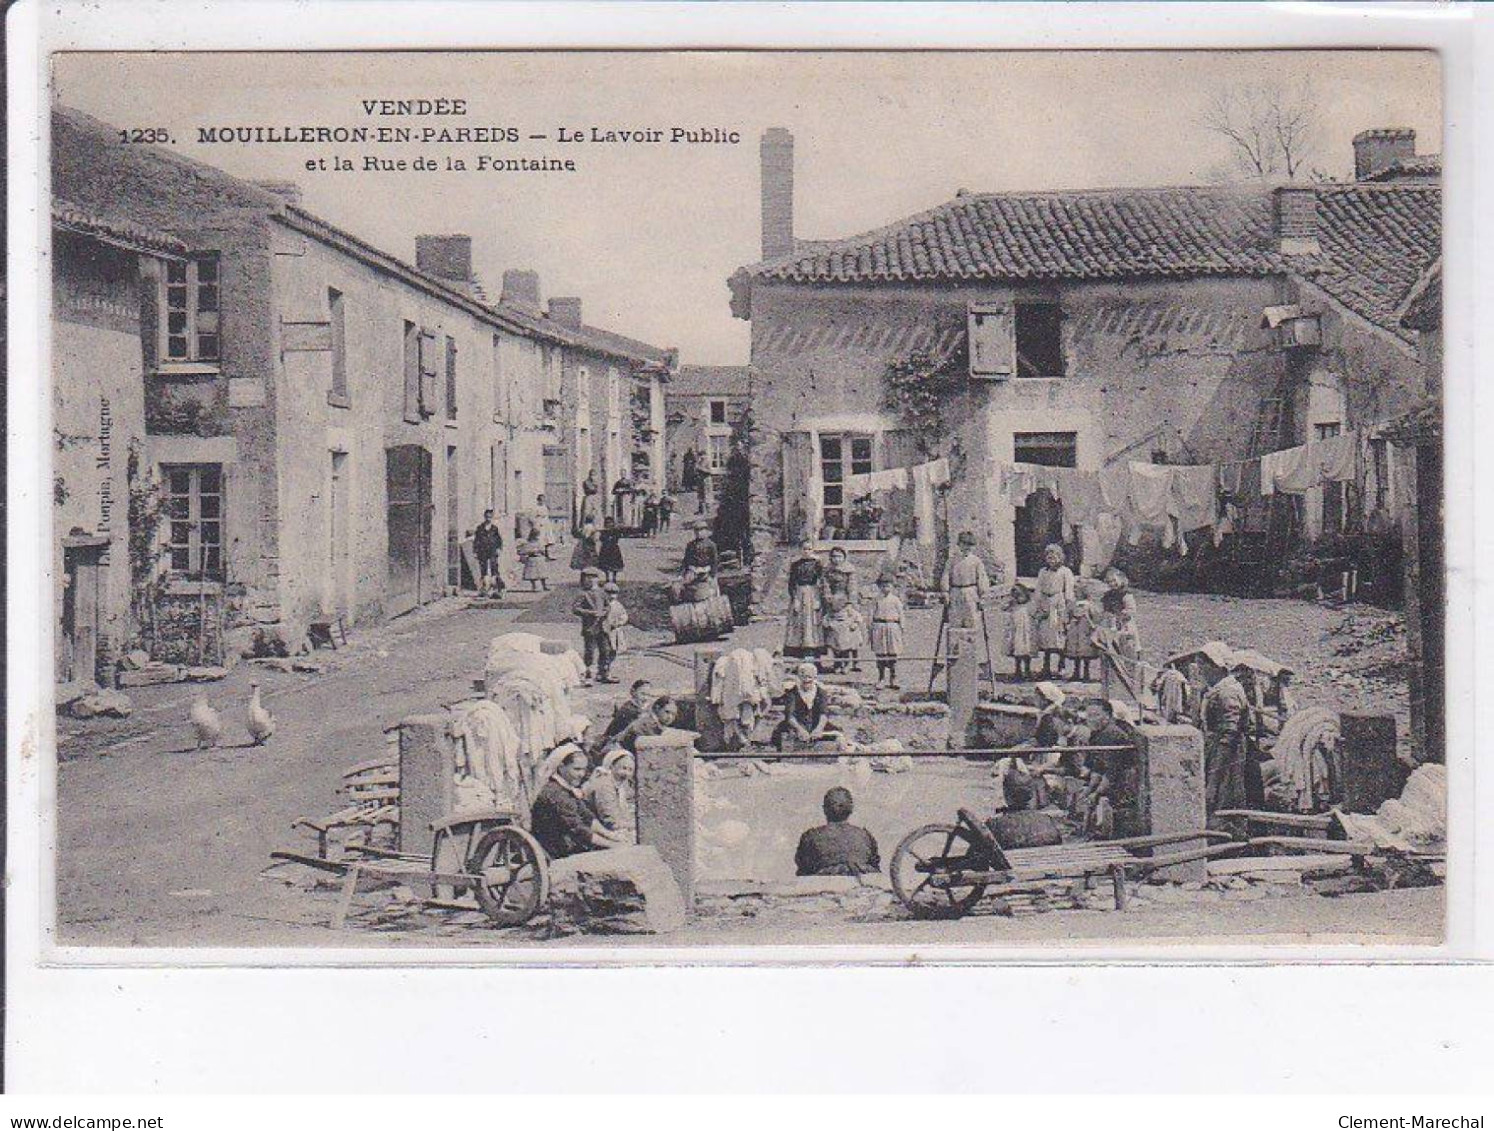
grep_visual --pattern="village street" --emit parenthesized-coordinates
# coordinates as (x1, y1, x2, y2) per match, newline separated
(53, 509, 1432, 950)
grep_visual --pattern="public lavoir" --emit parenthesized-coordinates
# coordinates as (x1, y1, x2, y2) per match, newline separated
(48, 48, 1445, 949)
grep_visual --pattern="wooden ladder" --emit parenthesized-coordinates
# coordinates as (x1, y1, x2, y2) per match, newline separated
(1249, 396, 1286, 456)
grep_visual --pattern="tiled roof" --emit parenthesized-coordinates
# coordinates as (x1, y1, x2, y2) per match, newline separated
(732, 181, 1441, 340)
(52, 199, 189, 256)
(672, 365, 754, 396)
(741, 186, 1282, 285)
(1364, 155, 1442, 182)
(1295, 184, 1441, 338)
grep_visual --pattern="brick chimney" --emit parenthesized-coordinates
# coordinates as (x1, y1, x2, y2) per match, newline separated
(1274, 185, 1320, 256)
(500, 268, 542, 309)
(760, 127, 795, 261)
(253, 179, 303, 208)
(415, 234, 474, 286)
(1353, 128, 1416, 181)
(547, 297, 583, 328)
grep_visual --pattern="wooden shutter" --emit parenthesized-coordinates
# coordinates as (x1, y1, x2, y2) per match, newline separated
(403, 324, 421, 423)
(883, 428, 920, 538)
(139, 257, 162, 372)
(780, 431, 812, 543)
(418, 332, 439, 417)
(968, 301, 1015, 379)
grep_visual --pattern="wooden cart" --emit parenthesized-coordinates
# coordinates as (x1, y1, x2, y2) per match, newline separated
(273, 809, 550, 931)
(889, 808, 1240, 919)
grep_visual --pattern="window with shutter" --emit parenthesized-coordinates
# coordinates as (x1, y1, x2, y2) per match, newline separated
(968, 301, 1014, 379)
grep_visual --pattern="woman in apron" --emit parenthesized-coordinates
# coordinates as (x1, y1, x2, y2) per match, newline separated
(783, 539, 825, 659)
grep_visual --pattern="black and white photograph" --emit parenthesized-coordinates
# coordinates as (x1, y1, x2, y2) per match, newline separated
(42, 46, 1447, 951)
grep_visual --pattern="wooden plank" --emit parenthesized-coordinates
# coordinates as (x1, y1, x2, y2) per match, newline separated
(331, 864, 362, 930)
(1214, 810, 1334, 831)
(1248, 836, 1375, 855)
(1209, 853, 1353, 876)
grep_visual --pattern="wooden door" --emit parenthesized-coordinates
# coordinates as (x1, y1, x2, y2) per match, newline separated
(386, 445, 432, 616)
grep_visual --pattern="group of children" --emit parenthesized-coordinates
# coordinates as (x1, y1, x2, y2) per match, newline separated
(1001, 545, 1141, 684)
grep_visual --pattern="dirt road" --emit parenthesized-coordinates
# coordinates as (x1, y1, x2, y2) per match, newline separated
(54, 529, 1427, 948)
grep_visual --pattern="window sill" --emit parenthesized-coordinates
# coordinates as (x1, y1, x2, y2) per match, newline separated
(445, 418, 460, 429)
(1014, 375, 1067, 382)
(326, 392, 352, 410)
(153, 362, 222, 380)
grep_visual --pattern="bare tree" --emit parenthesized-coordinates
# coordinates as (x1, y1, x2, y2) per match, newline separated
(1201, 79, 1322, 182)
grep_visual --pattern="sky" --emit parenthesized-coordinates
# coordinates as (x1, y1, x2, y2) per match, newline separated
(52, 50, 1441, 364)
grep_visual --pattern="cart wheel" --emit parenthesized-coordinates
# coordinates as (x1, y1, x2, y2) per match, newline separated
(469, 826, 550, 927)
(890, 823, 989, 920)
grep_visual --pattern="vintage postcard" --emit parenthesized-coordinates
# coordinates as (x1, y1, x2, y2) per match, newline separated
(44, 47, 1446, 953)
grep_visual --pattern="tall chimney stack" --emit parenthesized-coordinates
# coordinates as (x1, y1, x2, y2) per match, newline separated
(548, 297, 583, 329)
(1274, 185, 1320, 256)
(415, 234, 474, 287)
(1353, 128, 1416, 181)
(760, 127, 795, 261)
(500, 268, 542, 310)
(253, 179, 304, 208)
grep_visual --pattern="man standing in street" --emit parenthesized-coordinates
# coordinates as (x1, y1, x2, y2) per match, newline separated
(1203, 662, 1255, 822)
(473, 509, 505, 596)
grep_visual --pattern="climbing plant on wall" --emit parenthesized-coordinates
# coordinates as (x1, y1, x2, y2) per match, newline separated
(125, 439, 165, 654)
(882, 346, 964, 459)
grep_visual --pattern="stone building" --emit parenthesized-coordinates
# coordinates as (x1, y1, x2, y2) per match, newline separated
(1386, 258, 1443, 762)
(51, 104, 672, 658)
(491, 270, 675, 532)
(664, 365, 754, 493)
(52, 202, 185, 688)
(729, 127, 1441, 583)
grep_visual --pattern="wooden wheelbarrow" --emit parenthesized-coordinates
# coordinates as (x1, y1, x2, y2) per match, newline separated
(272, 810, 550, 931)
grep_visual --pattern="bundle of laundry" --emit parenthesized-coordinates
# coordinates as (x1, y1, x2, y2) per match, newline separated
(449, 698, 530, 817)
(487, 633, 587, 689)
(711, 647, 777, 727)
(1268, 706, 1340, 814)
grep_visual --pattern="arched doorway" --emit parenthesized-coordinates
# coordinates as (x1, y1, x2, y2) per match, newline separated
(1014, 487, 1066, 578)
(1012, 430, 1078, 577)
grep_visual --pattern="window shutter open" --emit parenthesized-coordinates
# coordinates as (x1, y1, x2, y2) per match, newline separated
(968, 301, 1015, 379)
(780, 431, 812, 543)
(140, 257, 162, 372)
(418, 331, 438, 417)
(403, 323, 421, 423)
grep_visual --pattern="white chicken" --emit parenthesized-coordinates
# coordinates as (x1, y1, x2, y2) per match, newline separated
(189, 693, 222, 750)
(245, 682, 276, 745)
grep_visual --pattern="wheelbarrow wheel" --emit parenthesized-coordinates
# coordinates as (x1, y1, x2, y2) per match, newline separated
(469, 826, 550, 927)
(890, 823, 989, 919)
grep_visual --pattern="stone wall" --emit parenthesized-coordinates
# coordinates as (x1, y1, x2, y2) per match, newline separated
(52, 234, 149, 680)
(746, 275, 1292, 579)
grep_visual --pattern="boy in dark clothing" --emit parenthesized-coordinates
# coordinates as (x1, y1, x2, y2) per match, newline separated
(572, 567, 611, 684)
(795, 787, 881, 876)
(472, 509, 504, 595)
